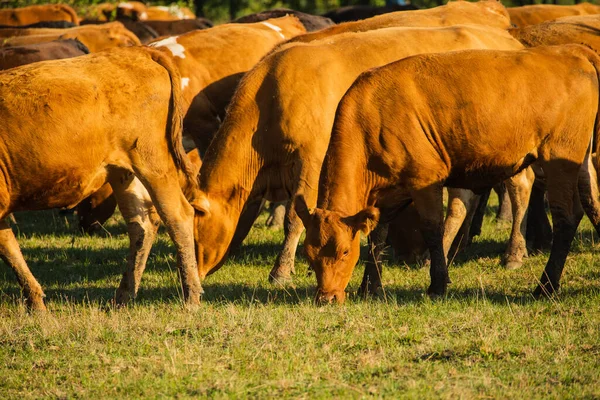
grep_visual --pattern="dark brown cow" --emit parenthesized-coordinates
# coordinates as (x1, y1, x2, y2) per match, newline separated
(144, 18, 213, 36)
(298, 45, 600, 303)
(322, 4, 419, 23)
(0, 39, 89, 71)
(0, 4, 79, 26)
(0, 46, 204, 310)
(0, 21, 76, 29)
(234, 9, 334, 32)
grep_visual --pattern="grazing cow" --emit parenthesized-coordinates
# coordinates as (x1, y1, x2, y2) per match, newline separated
(508, 3, 600, 28)
(287, 0, 512, 44)
(143, 18, 213, 36)
(0, 39, 89, 70)
(189, 25, 524, 285)
(298, 45, 600, 303)
(0, 46, 204, 311)
(0, 21, 76, 29)
(0, 4, 79, 26)
(0, 22, 141, 52)
(233, 9, 334, 32)
(77, 17, 306, 235)
(323, 4, 419, 23)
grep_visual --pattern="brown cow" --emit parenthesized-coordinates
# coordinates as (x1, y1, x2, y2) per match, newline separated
(0, 4, 79, 26)
(508, 3, 600, 28)
(77, 17, 306, 235)
(298, 45, 600, 303)
(145, 6, 196, 21)
(0, 46, 203, 311)
(287, 0, 512, 44)
(189, 25, 524, 286)
(0, 39, 89, 71)
(0, 22, 141, 52)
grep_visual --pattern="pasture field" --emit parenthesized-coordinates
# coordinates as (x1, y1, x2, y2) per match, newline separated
(1, 196, 599, 398)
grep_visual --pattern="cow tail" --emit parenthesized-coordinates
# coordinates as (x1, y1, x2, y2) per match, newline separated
(147, 48, 197, 188)
(60, 5, 80, 25)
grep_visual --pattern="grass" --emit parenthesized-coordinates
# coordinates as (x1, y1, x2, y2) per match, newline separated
(1, 194, 599, 398)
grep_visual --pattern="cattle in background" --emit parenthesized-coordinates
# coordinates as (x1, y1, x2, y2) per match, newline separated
(508, 2, 600, 28)
(0, 39, 89, 71)
(323, 4, 419, 23)
(0, 22, 141, 52)
(145, 6, 196, 21)
(233, 9, 334, 32)
(80, 19, 160, 44)
(0, 21, 76, 29)
(0, 46, 205, 311)
(77, 16, 306, 234)
(0, 4, 79, 26)
(188, 25, 524, 288)
(287, 0, 512, 44)
(144, 18, 213, 36)
(299, 45, 600, 303)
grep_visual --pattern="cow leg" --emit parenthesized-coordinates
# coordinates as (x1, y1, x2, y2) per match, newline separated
(469, 188, 491, 240)
(502, 167, 534, 270)
(0, 219, 45, 310)
(358, 222, 389, 297)
(412, 183, 447, 297)
(111, 175, 160, 305)
(495, 183, 512, 223)
(229, 199, 265, 251)
(133, 173, 202, 307)
(266, 201, 286, 229)
(534, 165, 583, 298)
(444, 188, 478, 264)
(269, 200, 303, 284)
(526, 180, 552, 252)
(578, 152, 600, 237)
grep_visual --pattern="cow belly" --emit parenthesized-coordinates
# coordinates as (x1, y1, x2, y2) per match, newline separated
(12, 168, 108, 211)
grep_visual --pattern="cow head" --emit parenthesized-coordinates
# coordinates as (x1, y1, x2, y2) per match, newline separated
(296, 196, 379, 304)
(191, 193, 236, 278)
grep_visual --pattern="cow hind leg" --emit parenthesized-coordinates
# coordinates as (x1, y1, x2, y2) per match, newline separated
(269, 200, 303, 284)
(502, 167, 534, 270)
(110, 175, 160, 305)
(0, 219, 46, 310)
(578, 152, 600, 237)
(412, 183, 448, 297)
(444, 188, 478, 264)
(534, 163, 583, 299)
(358, 222, 389, 297)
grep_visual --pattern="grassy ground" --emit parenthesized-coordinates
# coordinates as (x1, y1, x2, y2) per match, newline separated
(0, 195, 599, 398)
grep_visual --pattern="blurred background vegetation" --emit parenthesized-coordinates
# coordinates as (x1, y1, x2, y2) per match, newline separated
(0, 0, 595, 23)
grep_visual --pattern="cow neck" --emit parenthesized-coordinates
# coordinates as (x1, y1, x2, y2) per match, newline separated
(199, 106, 262, 222)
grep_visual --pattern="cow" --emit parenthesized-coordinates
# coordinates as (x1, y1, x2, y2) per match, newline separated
(76, 17, 306, 236)
(323, 4, 420, 23)
(0, 46, 205, 311)
(145, 6, 196, 21)
(297, 44, 600, 303)
(143, 18, 213, 36)
(0, 21, 76, 29)
(0, 39, 89, 71)
(80, 19, 160, 44)
(0, 22, 141, 52)
(0, 4, 79, 26)
(287, 0, 512, 44)
(233, 9, 334, 32)
(508, 3, 600, 28)
(188, 25, 525, 289)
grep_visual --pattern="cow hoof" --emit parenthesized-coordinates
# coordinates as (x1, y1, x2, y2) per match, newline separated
(26, 296, 47, 312)
(426, 284, 447, 300)
(268, 265, 295, 285)
(358, 282, 383, 298)
(114, 289, 131, 306)
(533, 283, 557, 299)
(504, 260, 523, 270)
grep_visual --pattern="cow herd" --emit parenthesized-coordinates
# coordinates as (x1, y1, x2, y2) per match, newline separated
(1, 1, 600, 311)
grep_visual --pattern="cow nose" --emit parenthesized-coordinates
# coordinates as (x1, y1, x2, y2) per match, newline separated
(315, 291, 336, 305)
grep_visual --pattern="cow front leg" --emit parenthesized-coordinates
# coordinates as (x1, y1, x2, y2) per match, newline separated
(412, 184, 447, 297)
(358, 222, 389, 297)
(0, 219, 46, 310)
(269, 200, 303, 284)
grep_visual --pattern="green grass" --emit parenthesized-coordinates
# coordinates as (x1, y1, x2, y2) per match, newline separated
(1, 194, 599, 398)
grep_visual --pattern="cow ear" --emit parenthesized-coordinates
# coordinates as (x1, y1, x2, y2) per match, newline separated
(294, 195, 313, 226)
(345, 207, 380, 235)
(190, 194, 210, 216)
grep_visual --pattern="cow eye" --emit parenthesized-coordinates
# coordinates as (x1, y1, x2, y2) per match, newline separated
(342, 249, 349, 258)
